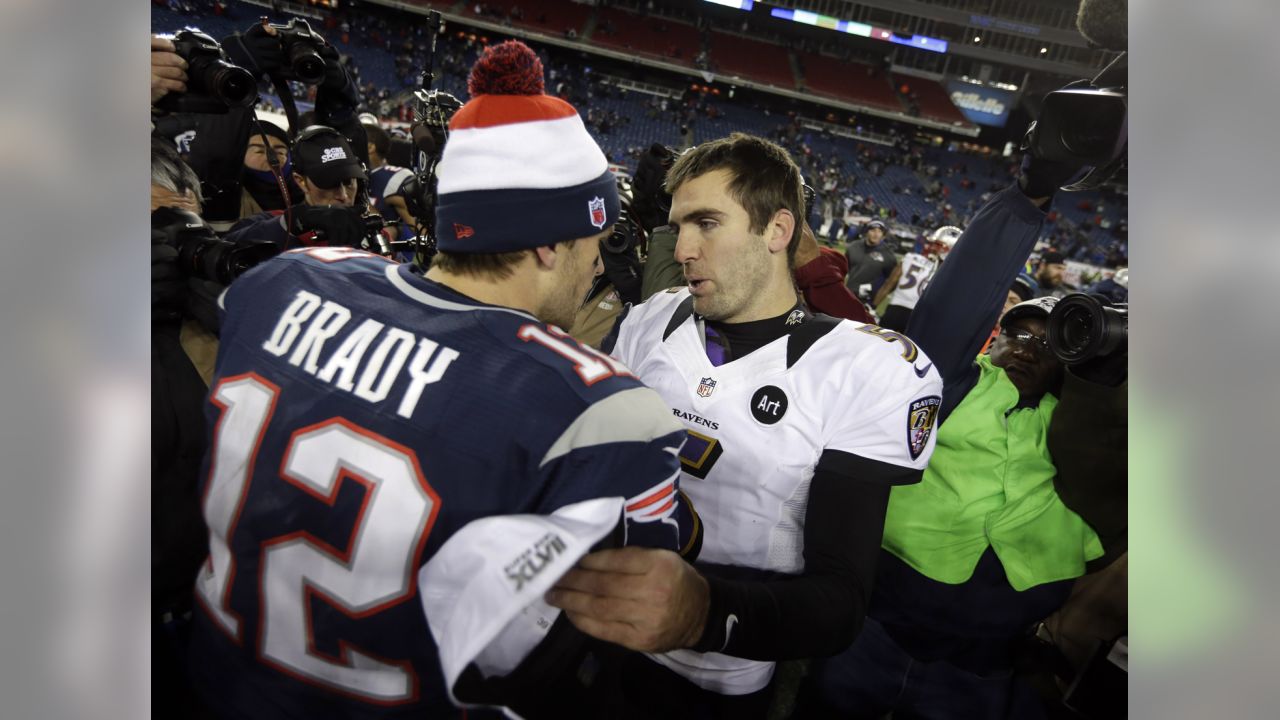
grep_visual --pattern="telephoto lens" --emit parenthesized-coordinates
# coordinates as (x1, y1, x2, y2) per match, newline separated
(1046, 293, 1128, 365)
(171, 29, 256, 108)
(288, 42, 326, 85)
(198, 56, 256, 107)
(273, 19, 328, 85)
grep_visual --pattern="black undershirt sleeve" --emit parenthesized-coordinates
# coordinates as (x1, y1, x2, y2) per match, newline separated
(689, 451, 920, 660)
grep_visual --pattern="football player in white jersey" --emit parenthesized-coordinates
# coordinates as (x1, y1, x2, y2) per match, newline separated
(545, 133, 944, 717)
(873, 225, 962, 332)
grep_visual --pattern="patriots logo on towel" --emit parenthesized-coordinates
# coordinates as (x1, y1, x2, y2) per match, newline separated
(588, 196, 607, 229)
(697, 377, 717, 398)
(907, 396, 941, 460)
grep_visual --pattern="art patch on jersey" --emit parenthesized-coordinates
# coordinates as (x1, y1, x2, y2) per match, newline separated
(588, 196, 607, 229)
(678, 428, 723, 479)
(750, 385, 788, 425)
(907, 395, 942, 460)
(697, 376, 717, 397)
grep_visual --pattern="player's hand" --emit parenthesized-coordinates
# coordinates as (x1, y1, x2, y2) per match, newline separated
(545, 547, 709, 653)
(151, 36, 188, 105)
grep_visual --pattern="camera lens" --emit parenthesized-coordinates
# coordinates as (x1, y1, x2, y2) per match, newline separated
(290, 45, 327, 85)
(1055, 90, 1127, 164)
(209, 62, 256, 107)
(602, 223, 633, 254)
(1047, 293, 1128, 364)
(1058, 306, 1094, 355)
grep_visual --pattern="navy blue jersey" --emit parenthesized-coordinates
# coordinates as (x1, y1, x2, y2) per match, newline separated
(368, 164, 414, 239)
(188, 247, 696, 719)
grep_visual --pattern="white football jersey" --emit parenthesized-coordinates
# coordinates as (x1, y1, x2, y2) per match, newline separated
(611, 289, 943, 695)
(888, 252, 940, 311)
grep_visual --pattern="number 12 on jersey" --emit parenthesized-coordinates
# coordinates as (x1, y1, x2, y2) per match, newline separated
(195, 372, 441, 705)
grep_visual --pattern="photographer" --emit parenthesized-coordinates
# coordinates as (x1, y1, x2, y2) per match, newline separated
(161, 19, 369, 227)
(800, 148, 1127, 718)
(238, 120, 304, 218)
(221, 126, 389, 250)
(150, 137, 216, 717)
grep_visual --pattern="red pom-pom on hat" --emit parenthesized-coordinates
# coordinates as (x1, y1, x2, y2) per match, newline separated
(468, 40, 545, 97)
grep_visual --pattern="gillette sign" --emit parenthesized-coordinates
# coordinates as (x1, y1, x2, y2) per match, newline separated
(946, 79, 1015, 127)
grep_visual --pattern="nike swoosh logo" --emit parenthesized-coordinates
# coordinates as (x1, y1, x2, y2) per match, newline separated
(719, 614, 739, 653)
(914, 362, 933, 378)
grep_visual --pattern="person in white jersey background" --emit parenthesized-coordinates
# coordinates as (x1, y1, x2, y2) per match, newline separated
(545, 132, 944, 718)
(872, 225, 962, 333)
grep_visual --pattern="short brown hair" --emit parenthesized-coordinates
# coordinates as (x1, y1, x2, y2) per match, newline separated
(428, 248, 530, 280)
(664, 133, 805, 264)
(428, 236, 589, 280)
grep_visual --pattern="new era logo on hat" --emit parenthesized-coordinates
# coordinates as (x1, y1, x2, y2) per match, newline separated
(434, 40, 620, 254)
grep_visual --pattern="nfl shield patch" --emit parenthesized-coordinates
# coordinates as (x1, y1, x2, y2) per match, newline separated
(906, 396, 941, 460)
(697, 377, 717, 398)
(588, 196, 607, 229)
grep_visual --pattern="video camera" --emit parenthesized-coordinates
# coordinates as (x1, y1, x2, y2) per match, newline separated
(1046, 292, 1127, 365)
(1026, 52, 1127, 191)
(152, 207, 280, 285)
(264, 18, 328, 85)
(154, 29, 257, 114)
(603, 177, 644, 256)
(399, 88, 463, 260)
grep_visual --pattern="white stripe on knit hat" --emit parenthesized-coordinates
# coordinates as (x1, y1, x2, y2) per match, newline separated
(437, 113, 608, 194)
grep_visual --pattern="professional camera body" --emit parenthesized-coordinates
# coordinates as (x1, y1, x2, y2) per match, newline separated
(1027, 52, 1127, 191)
(153, 207, 279, 285)
(266, 18, 328, 85)
(154, 28, 256, 114)
(1047, 292, 1127, 365)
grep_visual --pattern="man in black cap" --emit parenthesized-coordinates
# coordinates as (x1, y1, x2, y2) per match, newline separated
(1034, 250, 1072, 298)
(223, 125, 375, 248)
(843, 219, 898, 301)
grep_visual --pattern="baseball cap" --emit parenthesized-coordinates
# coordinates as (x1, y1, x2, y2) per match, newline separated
(866, 220, 887, 230)
(1002, 296, 1058, 328)
(292, 125, 366, 188)
(1010, 272, 1039, 302)
(1040, 250, 1066, 265)
(419, 496, 624, 708)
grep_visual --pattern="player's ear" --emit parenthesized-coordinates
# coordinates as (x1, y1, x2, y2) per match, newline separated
(767, 208, 795, 255)
(533, 244, 558, 270)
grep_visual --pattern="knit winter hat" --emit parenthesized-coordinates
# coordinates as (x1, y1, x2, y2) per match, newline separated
(435, 40, 620, 253)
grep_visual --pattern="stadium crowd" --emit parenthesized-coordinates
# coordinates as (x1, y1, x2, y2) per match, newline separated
(151, 2, 1128, 719)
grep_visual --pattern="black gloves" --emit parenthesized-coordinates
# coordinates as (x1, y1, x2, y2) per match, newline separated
(1069, 349, 1126, 387)
(1017, 152, 1087, 202)
(317, 43, 351, 93)
(222, 24, 284, 79)
(294, 205, 369, 248)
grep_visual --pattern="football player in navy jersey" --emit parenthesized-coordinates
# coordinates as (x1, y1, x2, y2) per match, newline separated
(363, 123, 416, 242)
(187, 40, 699, 720)
(546, 133, 943, 717)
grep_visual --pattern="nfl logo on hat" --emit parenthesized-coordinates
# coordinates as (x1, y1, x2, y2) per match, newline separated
(588, 197, 607, 229)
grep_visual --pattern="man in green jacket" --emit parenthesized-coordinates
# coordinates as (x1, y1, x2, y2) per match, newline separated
(801, 175, 1127, 719)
